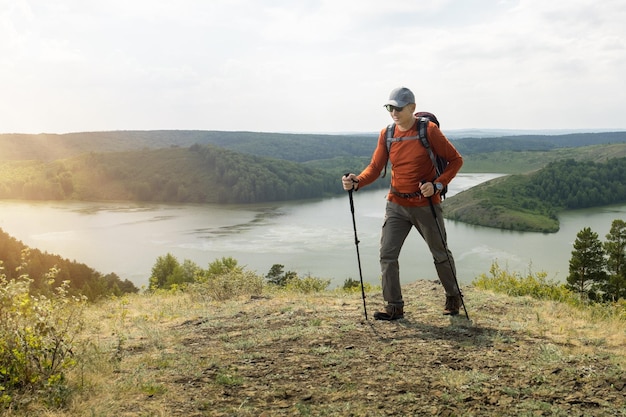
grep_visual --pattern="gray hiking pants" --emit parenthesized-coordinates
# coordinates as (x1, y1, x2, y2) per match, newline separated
(380, 201, 460, 306)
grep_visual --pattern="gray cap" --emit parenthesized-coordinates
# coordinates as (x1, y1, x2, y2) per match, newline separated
(384, 87, 415, 107)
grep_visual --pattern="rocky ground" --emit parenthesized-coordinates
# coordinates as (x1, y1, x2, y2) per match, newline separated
(107, 280, 626, 417)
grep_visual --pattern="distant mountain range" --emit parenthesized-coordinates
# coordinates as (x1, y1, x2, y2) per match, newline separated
(2, 129, 626, 163)
(334, 128, 626, 139)
(446, 128, 626, 139)
(1, 128, 626, 215)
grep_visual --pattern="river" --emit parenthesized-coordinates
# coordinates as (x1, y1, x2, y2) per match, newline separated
(0, 173, 623, 289)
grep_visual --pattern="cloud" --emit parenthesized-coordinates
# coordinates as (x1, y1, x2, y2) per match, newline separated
(1, 0, 625, 133)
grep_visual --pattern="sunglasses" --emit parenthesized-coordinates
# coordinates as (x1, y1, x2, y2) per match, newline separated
(384, 104, 405, 112)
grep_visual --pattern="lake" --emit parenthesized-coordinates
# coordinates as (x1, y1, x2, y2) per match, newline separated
(0, 173, 624, 289)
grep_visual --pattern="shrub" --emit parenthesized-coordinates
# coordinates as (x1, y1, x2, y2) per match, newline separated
(189, 268, 264, 301)
(342, 277, 373, 293)
(0, 259, 86, 409)
(473, 261, 577, 304)
(474, 262, 626, 322)
(265, 265, 329, 293)
(205, 256, 240, 278)
(285, 274, 330, 293)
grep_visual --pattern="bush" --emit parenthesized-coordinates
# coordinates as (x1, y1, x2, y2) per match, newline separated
(151, 256, 330, 300)
(0, 260, 86, 409)
(204, 256, 240, 278)
(190, 262, 264, 301)
(342, 277, 373, 293)
(285, 274, 330, 293)
(265, 264, 329, 292)
(474, 262, 626, 322)
(473, 261, 577, 304)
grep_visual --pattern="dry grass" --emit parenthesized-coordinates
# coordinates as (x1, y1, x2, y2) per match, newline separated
(4, 281, 626, 416)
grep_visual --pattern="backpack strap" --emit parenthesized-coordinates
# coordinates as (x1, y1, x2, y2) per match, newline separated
(417, 117, 441, 178)
(380, 123, 395, 178)
(386, 123, 395, 153)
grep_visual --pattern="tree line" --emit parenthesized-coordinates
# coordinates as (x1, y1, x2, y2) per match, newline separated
(526, 158, 626, 209)
(0, 144, 347, 204)
(192, 144, 339, 203)
(453, 131, 626, 156)
(4, 129, 625, 164)
(0, 228, 138, 300)
(494, 157, 626, 211)
(0, 142, 625, 222)
(0, 130, 379, 163)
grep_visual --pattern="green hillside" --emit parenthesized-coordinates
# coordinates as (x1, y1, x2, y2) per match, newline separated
(444, 149, 626, 232)
(0, 228, 137, 299)
(0, 144, 342, 204)
(0, 130, 378, 163)
(3, 129, 626, 164)
(2, 129, 626, 229)
(461, 142, 626, 174)
(453, 131, 626, 155)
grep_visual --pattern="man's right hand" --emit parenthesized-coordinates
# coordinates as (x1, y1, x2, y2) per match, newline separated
(342, 173, 359, 191)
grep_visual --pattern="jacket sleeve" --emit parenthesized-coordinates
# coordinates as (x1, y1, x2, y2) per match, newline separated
(355, 129, 388, 188)
(427, 122, 463, 187)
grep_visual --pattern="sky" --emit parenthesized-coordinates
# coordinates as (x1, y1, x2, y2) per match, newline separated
(1, 0, 625, 134)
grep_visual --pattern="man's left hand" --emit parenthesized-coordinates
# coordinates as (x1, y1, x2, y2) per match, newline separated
(420, 181, 435, 197)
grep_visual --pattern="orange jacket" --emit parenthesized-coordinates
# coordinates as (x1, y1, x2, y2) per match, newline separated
(357, 119, 463, 207)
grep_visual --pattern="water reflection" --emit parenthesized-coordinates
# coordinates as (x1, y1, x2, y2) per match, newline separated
(190, 207, 286, 238)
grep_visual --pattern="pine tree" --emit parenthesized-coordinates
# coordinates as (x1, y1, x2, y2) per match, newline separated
(603, 219, 626, 301)
(265, 263, 297, 287)
(567, 227, 607, 300)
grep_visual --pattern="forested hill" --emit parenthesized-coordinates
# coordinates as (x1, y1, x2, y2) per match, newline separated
(0, 144, 345, 204)
(3, 130, 626, 163)
(444, 156, 626, 233)
(2, 129, 626, 208)
(0, 228, 138, 299)
(453, 131, 626, 155)
(0, 131, 378, 163)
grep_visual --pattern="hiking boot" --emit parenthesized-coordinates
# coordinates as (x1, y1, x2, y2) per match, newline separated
(373, 304, 404, 321)
(443, 295, 461, 316)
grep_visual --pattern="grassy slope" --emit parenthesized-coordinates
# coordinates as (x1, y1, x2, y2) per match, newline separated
(9, 281, 625, 416)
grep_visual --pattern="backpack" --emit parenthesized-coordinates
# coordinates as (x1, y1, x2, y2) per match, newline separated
(381, 111, 449, 199)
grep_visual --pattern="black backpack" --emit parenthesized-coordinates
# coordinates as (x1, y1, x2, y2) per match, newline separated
(381, 112, 449, 199)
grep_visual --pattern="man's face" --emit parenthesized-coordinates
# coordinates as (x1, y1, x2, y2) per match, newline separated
(386, 103, 416, 126)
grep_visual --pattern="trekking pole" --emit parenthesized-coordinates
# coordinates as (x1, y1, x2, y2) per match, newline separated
(345, 174, 368, 320)
(427, 195, 470, 321)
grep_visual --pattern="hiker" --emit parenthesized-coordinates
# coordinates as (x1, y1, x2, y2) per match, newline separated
(342, 86, 464, 320)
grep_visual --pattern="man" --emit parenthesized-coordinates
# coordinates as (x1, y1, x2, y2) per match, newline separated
(342, 86, 464, 321)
